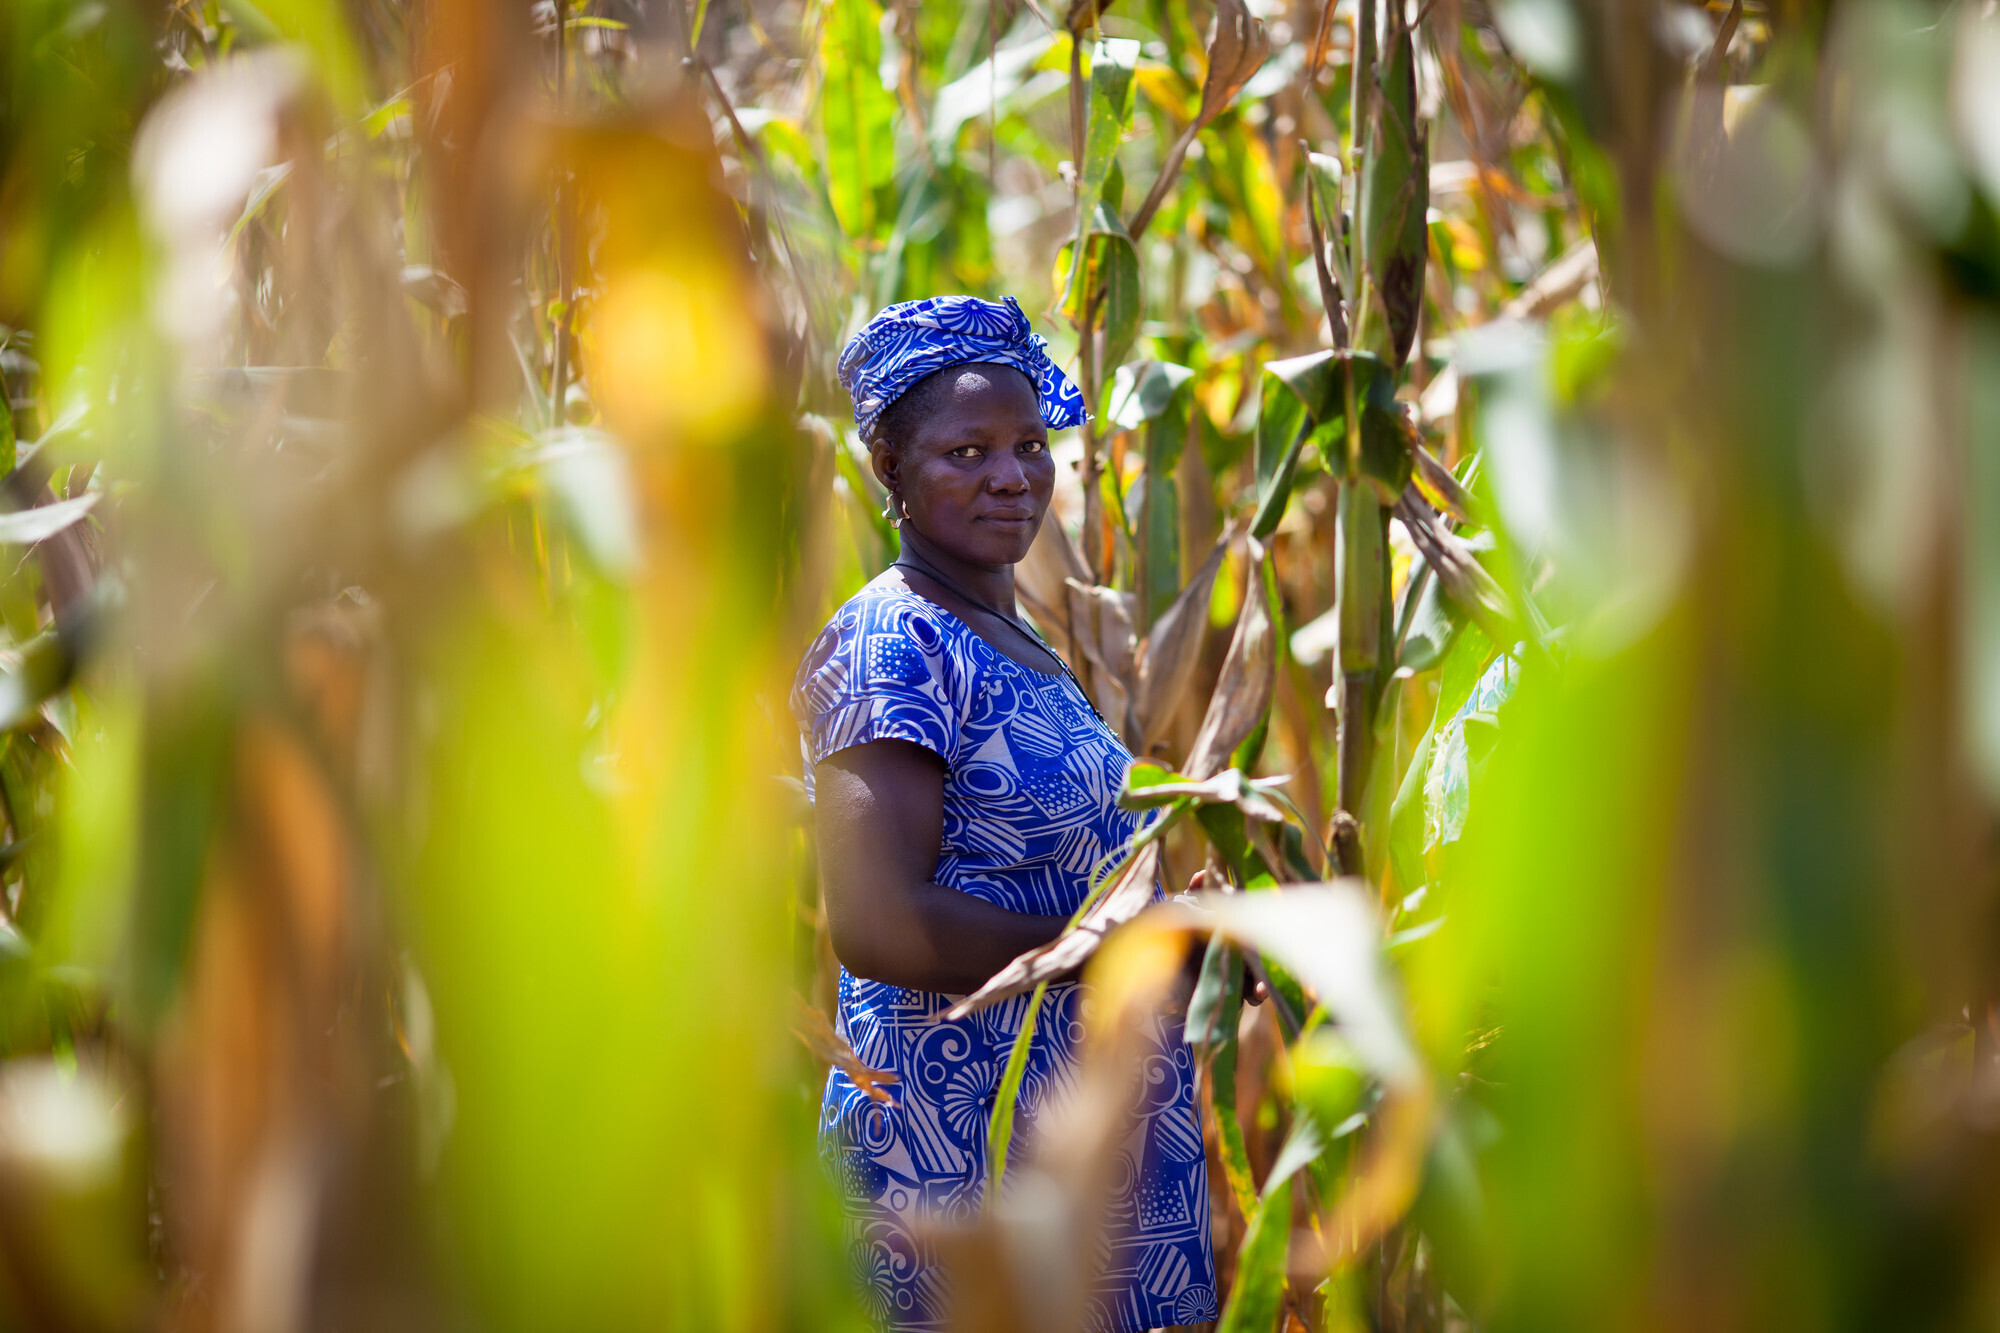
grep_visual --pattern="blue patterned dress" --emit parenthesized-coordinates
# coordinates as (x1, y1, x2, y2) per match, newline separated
(792, 574, 1217, 1332)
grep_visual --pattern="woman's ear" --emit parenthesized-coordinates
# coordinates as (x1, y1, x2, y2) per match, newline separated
(870, 435, 901, 497)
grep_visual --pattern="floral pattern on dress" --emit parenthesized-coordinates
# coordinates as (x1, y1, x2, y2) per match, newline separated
(792, 574, 1217, 1333)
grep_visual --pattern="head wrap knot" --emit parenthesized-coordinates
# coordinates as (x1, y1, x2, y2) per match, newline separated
(837, 295, 1089, 439)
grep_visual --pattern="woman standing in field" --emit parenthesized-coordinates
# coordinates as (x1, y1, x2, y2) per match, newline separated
(791, 296, 1216, 1332)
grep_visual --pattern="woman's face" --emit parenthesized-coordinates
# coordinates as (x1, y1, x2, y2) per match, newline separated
(874, 365, 1055, 568)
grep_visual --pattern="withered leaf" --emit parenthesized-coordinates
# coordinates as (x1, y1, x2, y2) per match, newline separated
(947, 841, 1163, 1019)
(1132, 520, 1240, 752)
(792, 997, 899, 1104)
(1197, 0, 1273, 125)
(1184, 537, 1277, 780)
(1393, 484, 1514, 646)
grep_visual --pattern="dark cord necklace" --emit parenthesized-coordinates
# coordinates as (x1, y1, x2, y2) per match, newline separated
(893, 551, 1109, 727)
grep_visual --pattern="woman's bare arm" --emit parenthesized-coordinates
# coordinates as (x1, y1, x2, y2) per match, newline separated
(814, 739, 1068, 994)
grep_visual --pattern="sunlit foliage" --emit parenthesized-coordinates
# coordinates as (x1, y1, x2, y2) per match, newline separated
(3, 0, 2000, 1331)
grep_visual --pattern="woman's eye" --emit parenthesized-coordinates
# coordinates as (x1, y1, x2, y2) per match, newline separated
(1020, 439, 1047, 454)
(950, 445, 982, 458)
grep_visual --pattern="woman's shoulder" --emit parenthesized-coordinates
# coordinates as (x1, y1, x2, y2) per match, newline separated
(812, 571, 961, 651)
(792, 573, 969, 707)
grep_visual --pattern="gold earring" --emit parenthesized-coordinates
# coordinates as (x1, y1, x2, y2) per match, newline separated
(882, 494, 903, 530)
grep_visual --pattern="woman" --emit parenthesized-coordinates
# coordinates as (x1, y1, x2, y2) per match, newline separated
(791, 296, 1216, 1332)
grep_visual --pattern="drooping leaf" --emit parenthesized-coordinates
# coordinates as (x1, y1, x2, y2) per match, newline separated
(1063, 575, 1139, 731)
(1118, 764, 1290, 823)
(1015, 512, 1096, 666)
(1132, 523, 1234, 749)
(1394, 485, 1515, 647)
(1126, 0, 1272, 238)
(1264, 348, 1393, 469)
(1185, 537, 1277, 780)
(1195, 0, 1273, 126)
(947, 839, 1164, 1017)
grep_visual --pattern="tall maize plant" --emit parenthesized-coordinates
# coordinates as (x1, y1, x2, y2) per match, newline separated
(6, 1, 2000, 1332)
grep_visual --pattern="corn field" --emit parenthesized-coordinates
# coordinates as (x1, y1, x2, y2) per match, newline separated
(4, 0, 2000, 1329)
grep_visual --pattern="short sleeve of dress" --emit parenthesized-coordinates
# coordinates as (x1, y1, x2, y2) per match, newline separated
(791, 596, 965, 772)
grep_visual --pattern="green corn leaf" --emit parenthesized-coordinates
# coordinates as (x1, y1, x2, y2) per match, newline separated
(1191, 936, 1260, 1220)
(1434, 621, 1502, 726)
(1108, 360, 1196, 430)
(1186, 934, 1244, 1047)
(129, 685, 234, 1031)
(1410, 1102, 1496, 1316)
(1290, 1027, 1370, 1137)
(1217, 1175, 1293, 1333)
(1387, 725, 1435, 897)
(1136, 371, 1193, 626)
(1261, 350, 1394, 485)
(1196, 803, 1277, 889)
(1357, 400, 1413, 499)
(1262, 1106, 1328, 1195)
(1055, 201, 1142, 376)
(820, 0, 897, 240)
(1059, 37, 1139, 306)
(985, 981, 1048, 1202)
(1251, 417, 1313, 541)
(1253, 371, 1308, 494)
(1118, 764, 1291, 822)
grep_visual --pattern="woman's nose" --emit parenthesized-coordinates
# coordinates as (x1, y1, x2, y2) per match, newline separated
(986, 455, 1029, 492)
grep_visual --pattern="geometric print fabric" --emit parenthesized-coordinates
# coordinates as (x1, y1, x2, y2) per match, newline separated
(792, 574, 1217, 1331)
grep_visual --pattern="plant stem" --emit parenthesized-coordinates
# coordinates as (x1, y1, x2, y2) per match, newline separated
(1127, 118, 1200, 243)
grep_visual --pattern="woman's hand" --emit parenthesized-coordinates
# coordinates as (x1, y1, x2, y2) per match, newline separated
(813, 739, 1071, 994)
(1173, 868, 1267, 1008)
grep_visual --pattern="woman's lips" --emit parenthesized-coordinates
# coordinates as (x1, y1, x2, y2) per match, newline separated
(979, 510, 1037, 524)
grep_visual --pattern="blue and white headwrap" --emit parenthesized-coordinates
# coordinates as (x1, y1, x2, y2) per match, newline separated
(837, 295, 1089, 439)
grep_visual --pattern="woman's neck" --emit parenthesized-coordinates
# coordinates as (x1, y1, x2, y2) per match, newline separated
(896, 530, 1016, 615)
